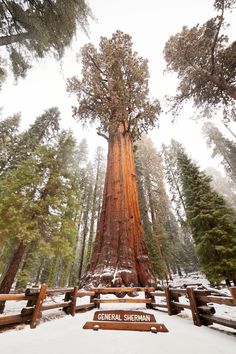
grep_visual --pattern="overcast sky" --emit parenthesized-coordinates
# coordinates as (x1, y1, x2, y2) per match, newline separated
(0, 0, 235, 171)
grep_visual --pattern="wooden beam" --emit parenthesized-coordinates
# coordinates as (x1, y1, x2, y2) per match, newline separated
(186, 287, 203, 326)
(0, 294, 28, 301)
(230, 287, 236, 305)
(83, 321, 168, 332)
(197, 295, 235, 306)
(70, 286, 78, 316)
(0, 313, 31, 326)
(75, 303, 96, 312)
(46, 287, 74, 296)
(145, 291, 155, 309)
(150, 292, 165, 297)
(200, 314, 236, 330)
(172, 301, 191, 310)
(30, 284, 47, 329)
(197, 305, 216, 315)
(169, 288, 187, 296)
(41, 302, 70, 311)
(21, 307, 34, 316)
(93, 298, 152, 304)
(151, 303, 167, 309)
(77, 291, 95, 297)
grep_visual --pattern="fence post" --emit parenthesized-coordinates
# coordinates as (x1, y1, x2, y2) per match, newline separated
(165, 287, 174, 315)
(90, 291, 100, 309)
(30, 284, 47, 329)
(145, 291, 155, 309)
(70, 286, 78, 316)
(230, 287, 236, 305)
(186, 287, 203, 327)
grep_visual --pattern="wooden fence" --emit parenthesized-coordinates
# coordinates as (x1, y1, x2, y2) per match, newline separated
(150, 286, 236, 329)
(0, 285, 235, 331)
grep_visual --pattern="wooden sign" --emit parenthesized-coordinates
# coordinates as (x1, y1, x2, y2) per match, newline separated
(93, 310, 156, 322)
(83, 310, 168, 332)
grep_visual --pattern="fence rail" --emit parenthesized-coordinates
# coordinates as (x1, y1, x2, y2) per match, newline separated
(0, 285, 235, 331)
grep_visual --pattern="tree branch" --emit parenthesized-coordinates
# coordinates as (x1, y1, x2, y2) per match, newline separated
(0, 32, 32, 46)
(210, 9, 224, 74)
(97, 131, 108, 141)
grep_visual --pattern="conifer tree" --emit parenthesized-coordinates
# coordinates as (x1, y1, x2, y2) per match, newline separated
(203, 122, 236, 183)
(0, 118, 81, 311)
(135, 136, 172, 280)
(175, 142, 236, 284)
(0, 1, 92, 81)
(163, 0, 236, 121)
(162, 142, 199, 273)
(0, 114, 20, 173)
(85, 146, 105, 268)
(67, 31, 160, 288)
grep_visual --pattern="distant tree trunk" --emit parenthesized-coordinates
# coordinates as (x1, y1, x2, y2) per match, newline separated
(0, 241, 27, 313)
(78, 185, 93, 280)
(80, 124, 157, 288)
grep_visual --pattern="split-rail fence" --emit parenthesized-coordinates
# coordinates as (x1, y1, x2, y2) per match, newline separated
(0, 285, 235, 331)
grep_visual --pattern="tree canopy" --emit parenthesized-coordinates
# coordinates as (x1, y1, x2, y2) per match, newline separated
(163, 0, 236, 121)
(67, 30, 160, 140)
(0, 0, 92, 82)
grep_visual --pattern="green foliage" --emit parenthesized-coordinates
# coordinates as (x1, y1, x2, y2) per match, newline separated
(202, 122, 236, 183)
(67, 31, 160, 140)
(0, 113, 20, 173)
(163, 0, 236, 120)
(136, 137, 186, 279)
(175, 142, 236, 282)
(0, 1, 92, 80)
(0, 110, 83, 288)
(1, 107, 60, 175)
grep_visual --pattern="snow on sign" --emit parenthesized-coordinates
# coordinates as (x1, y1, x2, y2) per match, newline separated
(83, 310, 169, 332)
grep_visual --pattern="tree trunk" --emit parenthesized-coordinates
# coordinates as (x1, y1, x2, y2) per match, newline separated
(80, 125, 157, 288)
(0, 32, 32, 46)
(0, 241, 27, 313)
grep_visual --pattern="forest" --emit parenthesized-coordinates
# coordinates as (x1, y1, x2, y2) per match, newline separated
(0, 0, 236, 314)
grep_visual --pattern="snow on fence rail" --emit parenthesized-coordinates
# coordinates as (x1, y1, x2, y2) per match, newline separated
(0, 284, 96, 330)
(150, 286, 236, 329)
(0, 285, 235, 331)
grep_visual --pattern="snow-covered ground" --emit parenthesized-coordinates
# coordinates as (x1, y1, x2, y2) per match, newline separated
(1, 273, 235, 354)
(1, 301, 236, 354)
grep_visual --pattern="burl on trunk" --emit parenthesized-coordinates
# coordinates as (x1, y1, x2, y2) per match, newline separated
(80, 124, 157, 288)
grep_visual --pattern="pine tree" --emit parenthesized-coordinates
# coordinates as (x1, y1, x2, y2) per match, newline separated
(175, 143, 236, 284)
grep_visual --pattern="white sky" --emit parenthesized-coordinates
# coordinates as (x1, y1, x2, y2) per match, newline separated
(0, 0, 235, 171)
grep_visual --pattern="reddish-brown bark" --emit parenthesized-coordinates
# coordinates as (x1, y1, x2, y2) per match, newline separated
(80, 125, 157, 289)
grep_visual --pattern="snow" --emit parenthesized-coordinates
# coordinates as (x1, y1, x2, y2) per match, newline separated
(1, 274, 236, 354)
(1, 301, 236, 354)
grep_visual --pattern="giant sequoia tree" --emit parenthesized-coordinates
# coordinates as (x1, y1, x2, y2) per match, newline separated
(163, 0, 236, 120)
(67, 31, 160, 288)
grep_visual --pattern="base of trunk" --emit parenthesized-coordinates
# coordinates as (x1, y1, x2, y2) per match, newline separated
(80, 266, 157, 290)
